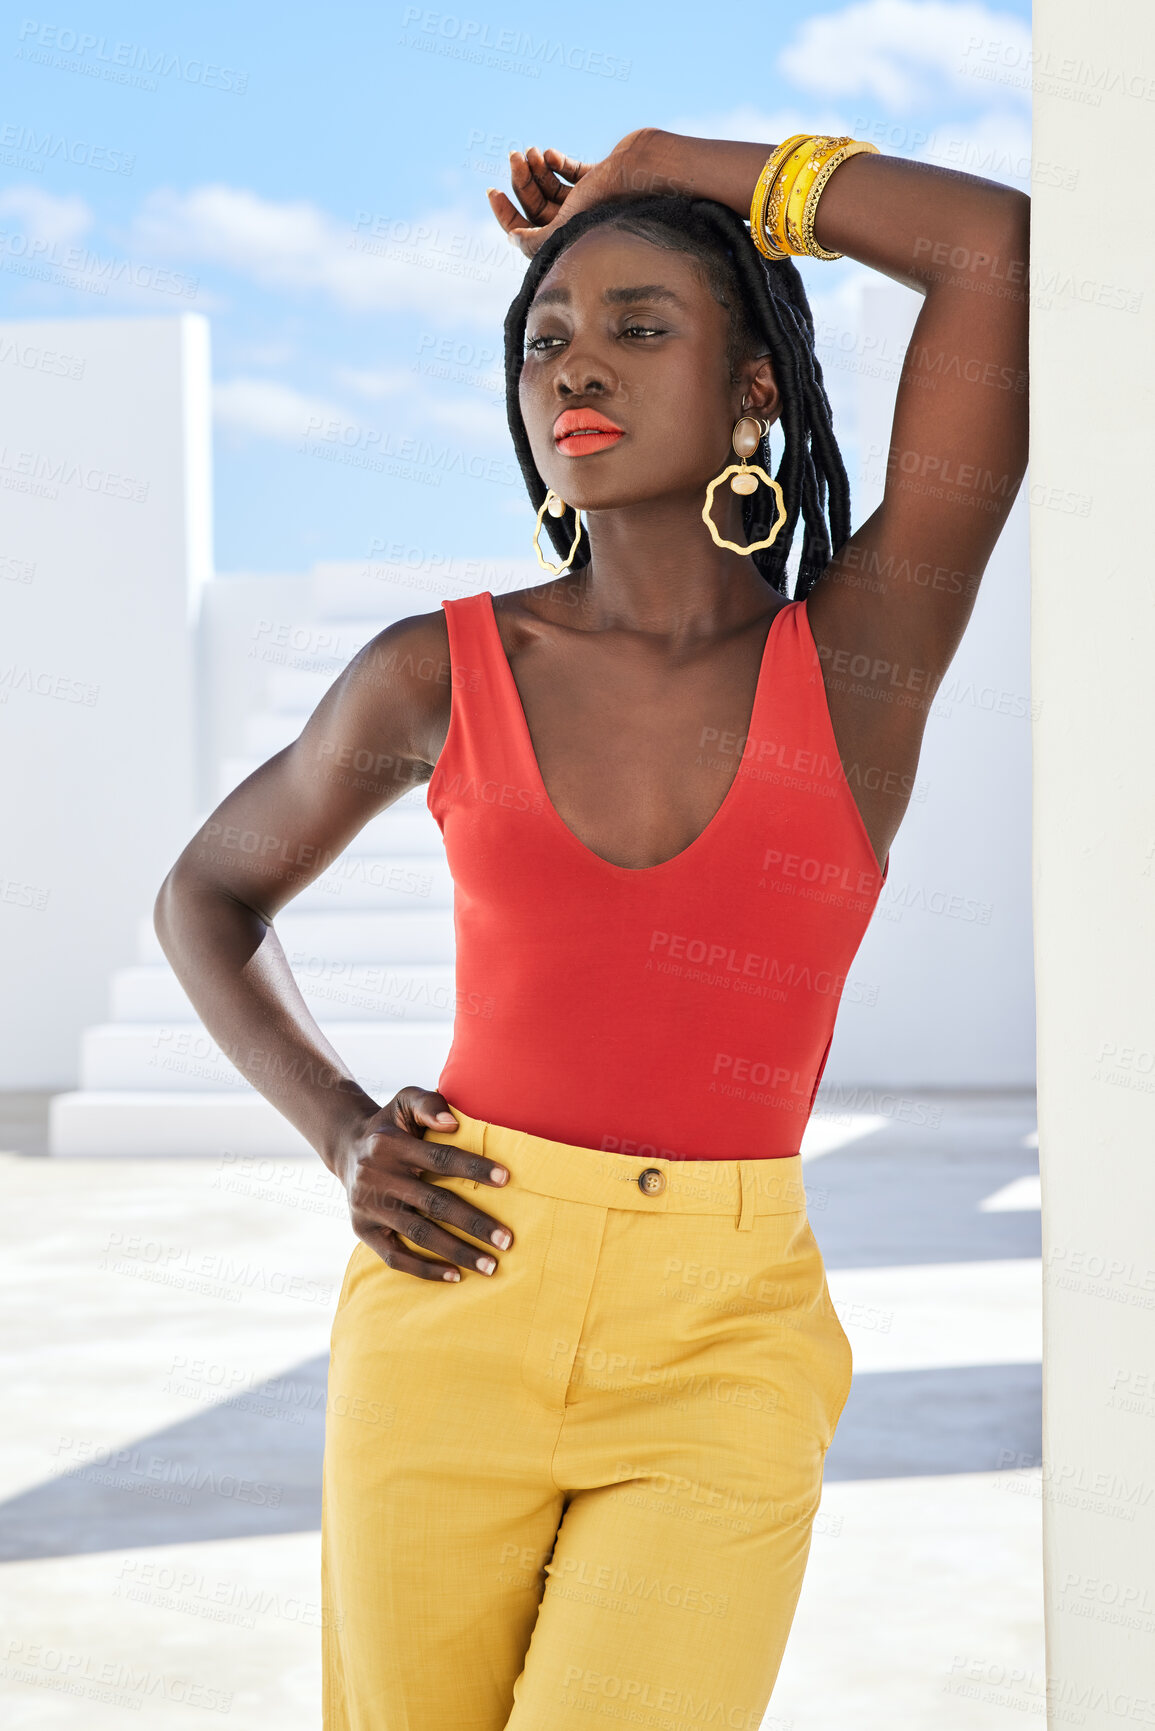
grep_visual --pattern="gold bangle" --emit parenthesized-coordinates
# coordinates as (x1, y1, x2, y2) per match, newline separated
(765, 137, 822, 256)
(799, 139, 880, 259)
(749, 136, 809, 261)
(749, 135, 883, 262)
(782, 136, 854, 255)
(750, 136, 809, 255)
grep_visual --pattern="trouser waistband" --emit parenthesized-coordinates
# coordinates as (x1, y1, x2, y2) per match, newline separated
(423, 1109, 807, 1226)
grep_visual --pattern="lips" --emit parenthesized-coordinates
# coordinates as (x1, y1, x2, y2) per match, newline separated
(553, 408, 624, 454)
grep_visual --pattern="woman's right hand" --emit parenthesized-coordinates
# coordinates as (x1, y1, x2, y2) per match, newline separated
(486, 129, 670, 259)
(334, 1087, 514, 1282)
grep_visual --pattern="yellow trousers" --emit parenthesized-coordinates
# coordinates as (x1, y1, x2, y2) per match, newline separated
(322, 1109, 852, 1730)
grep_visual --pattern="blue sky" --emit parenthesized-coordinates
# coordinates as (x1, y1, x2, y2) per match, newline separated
(1, 0, 1032, 577)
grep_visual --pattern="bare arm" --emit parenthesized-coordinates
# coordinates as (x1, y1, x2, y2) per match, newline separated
(490, 130, 1030, 864)
(154, 610, 514, 1280)
(795, 148, 1029, 861)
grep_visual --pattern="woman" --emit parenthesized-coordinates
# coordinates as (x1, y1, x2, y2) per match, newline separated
(155, 127, 1028, 1728)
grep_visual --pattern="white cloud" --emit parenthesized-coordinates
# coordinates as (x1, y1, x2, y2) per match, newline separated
(334, 365, 508, 444)
(230, 341, 300, 368)
(0, 185, 93, 244)
(214, 371, 512, 455)
(130, 184, 528, 326)
(0, 184, 229, 311)
(421, 392, 510, 446)
(675, 98, 1033, 195)
(671, 104, 862, 145)
(777, 0, 1032, 111)
(334, 366, 415, 400)
(213, 378, 347, 443)
(916, 105, 1033, 186)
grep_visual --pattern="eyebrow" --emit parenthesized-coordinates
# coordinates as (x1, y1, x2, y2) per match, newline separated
(530, 283, 686, 311)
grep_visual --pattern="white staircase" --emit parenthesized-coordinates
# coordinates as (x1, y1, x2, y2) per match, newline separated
(48, 566, 489, 1156)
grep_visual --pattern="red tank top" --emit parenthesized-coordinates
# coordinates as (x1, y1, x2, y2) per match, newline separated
(427, 591, 888, 1161)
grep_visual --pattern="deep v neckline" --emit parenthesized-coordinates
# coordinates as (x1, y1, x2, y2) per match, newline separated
(480, 591, 794, 876)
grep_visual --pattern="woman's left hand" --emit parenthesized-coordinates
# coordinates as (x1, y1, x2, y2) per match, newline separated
(486, 128, 685, 258)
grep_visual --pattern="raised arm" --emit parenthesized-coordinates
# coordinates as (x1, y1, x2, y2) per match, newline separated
(490, 129, 1030, 866)
(791, 147, 1029, 862)
(153, 610, 514, 1281)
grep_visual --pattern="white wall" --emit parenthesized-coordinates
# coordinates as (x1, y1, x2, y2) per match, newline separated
(198, 570, 313, 806)
(822, 280, 1035, 1091)
(0, 315, 209, 1086)
(0, 286, 1035, 1094)
(1031, 2, 1155, 1717)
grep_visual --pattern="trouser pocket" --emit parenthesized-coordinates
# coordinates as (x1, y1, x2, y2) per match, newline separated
(818, 1277, 855, 1450)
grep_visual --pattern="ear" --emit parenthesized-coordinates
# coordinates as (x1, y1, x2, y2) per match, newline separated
(740, 355, 781, 425)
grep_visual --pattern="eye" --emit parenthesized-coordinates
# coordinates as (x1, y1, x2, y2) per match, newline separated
(621, 323, 666, 339)
(525, 334, 565, 354)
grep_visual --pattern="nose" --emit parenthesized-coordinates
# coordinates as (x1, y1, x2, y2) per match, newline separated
(552, 345, 616, 400)
(556, 368, 610, 399)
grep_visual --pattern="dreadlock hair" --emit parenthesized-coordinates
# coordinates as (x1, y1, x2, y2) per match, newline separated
(503, 194, 851, 599)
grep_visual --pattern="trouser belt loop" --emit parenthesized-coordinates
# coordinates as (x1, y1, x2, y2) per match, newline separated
(737, 1165, 757, 1232)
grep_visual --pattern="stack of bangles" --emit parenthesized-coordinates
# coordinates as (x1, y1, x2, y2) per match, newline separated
(749, 134, 880, 261)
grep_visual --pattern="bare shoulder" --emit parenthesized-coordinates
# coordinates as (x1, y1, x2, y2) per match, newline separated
(330, 606, 453, 770)
(340, 586, 580, 767)
(354, 605, 452, 687)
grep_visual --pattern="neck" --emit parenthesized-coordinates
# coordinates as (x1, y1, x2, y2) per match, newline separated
(561, 486, 784, 642)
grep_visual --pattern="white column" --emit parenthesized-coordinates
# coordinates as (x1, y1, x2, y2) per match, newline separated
(822, 279, 1035, 1089)
(1030, 6, 1155, 1720)
(0, 315, 211, 1086)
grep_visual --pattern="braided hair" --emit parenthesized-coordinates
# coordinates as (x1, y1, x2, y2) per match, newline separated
(503, 194, 851, 599)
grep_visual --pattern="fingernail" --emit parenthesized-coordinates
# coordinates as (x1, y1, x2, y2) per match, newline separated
(435, 1111, 456, 1123)
(489, 1166, 508, 1183)
(443, 1270, 460, 1281)
(478, 1256, 496, 1275)
(491, 1229, 511, 1249)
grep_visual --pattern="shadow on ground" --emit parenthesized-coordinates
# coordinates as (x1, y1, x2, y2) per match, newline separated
(824, 1361, 1040, 1480)
(0, 1355, 1041, 1561)
(807, 1144, 1041, 1269)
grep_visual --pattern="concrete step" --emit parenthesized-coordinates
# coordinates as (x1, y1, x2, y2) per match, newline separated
(137, 907, 456, 967)
(261, 632, 393, 713)
(110, 963, 458, 1023)
(255, 607, 463, 722)
(290, 853, 451, 911)
(217, 757, 449, 817)
(264, 665, 346, 716)
(184, 843, 452, 911)
(80, 1021, 453, 1093)
(188, 803, 443, 858)
(307, 560, 540, 621)
(219, 754, 260, 798)
(50, 1091, 316, 1157)
(355, 811, 442, 855)
(243, 712, 304, 756)
(249, 618, 379, 678)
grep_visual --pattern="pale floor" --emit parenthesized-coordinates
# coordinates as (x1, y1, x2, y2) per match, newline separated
(0, 1090, 1043, 1729)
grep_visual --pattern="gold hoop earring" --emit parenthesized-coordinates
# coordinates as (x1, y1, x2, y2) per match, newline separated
(532, 489, 584, 575)
(702, 415, 788, 556)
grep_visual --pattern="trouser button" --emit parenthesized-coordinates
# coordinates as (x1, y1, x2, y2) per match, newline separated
(638, 1167, 666, 1196)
